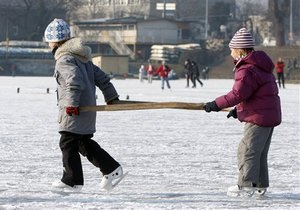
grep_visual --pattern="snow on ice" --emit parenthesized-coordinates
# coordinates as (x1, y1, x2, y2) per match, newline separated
(0, 76, 299, 209)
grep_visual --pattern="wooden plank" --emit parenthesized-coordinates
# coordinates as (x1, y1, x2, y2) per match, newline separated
(80, 102, 206, 112)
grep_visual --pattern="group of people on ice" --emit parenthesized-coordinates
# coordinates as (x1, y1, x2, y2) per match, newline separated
(139, 61, 172, 90)
(139, 58, 207, 90)
(44, 18, 281, 198)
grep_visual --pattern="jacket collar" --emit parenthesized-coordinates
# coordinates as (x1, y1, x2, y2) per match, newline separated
(54, 38, 92, 63)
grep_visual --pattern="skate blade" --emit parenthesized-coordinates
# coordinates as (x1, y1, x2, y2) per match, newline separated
(109, 171, 129, 191)
(227, 191, 254, 198)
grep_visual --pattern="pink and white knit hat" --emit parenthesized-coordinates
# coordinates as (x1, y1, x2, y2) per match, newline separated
(229, 28, 254, 49)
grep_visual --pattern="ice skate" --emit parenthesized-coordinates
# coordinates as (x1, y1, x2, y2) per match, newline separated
(255, 187, 267, 196)
(100, 166, 127, 191)
(227, 185, 255, 197)
(51, 180, 83, 193)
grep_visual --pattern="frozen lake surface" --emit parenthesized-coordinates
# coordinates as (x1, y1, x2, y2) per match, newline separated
(0, 76, 299, 209)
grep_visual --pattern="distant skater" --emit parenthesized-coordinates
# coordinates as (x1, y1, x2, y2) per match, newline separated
(139, 65, 145, 83)
(275, 57, 285, 88)
(146, 62, 155, 83)
(191, 61, 203, 87)
(184, 59, 195, 88)
(44, 18, 125, 192)
(155, 61, 171, 90)
(202, 66, 209, 80)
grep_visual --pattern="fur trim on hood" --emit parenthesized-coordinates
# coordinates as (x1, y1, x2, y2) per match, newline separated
(54, 38, 92, 63)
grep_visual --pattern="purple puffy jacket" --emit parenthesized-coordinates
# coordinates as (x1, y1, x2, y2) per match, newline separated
(215, 50, 282, 127)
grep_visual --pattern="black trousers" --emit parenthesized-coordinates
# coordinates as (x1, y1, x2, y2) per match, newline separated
(186, 74, 195, 87)
(193, 75, 203, 87)
(59, 131, 120, 186)
(277, 72, 285, 88)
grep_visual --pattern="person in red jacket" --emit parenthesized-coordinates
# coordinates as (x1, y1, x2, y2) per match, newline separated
(203, 28, 281, 197)
(155, 61, 171, 90)
(146, 61, 156, 83)
(275, 57, 285, 88)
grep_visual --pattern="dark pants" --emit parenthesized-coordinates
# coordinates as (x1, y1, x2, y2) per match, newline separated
(59, 131, 120, 186)
(186, 75, 190, 87)
(186, 74, 195, 87)
(277, 72, 285, 88)
(193, 75, 203, 87)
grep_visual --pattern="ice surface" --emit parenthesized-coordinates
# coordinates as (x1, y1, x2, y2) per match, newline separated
(0, 76, 299, 209)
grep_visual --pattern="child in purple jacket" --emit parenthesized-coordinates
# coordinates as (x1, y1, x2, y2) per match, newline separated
(203, 28, 282, 197)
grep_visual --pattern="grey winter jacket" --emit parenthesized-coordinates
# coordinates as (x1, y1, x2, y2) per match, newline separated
(54, 38, 119, 134)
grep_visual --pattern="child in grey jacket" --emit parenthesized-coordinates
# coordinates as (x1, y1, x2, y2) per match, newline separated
(45, 18, 125, 192)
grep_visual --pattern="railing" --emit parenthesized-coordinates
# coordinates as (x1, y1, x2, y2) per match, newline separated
(103, 31, 135, 60)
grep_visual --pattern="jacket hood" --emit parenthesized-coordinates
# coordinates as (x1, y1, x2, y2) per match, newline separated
(54, 38, 92, 63)
(236, 50, 274, 73)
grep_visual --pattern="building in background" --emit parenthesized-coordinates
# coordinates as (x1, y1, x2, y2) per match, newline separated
(72, 0, 236, 41)
(73, 16, 193, 61)
(0, 0, 299, 77)
(0, 0, 299, 45)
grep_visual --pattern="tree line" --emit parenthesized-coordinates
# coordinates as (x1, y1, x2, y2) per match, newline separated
(0, 0, 294, 46)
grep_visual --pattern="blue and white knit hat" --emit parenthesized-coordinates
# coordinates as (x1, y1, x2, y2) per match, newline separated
(44, 18, 71, 42)
(229, 28, 254, 49)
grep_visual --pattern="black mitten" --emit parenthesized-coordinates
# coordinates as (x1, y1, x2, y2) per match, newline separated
(203, 101, 221, 112)
(227, 107, 237, 119)
(107, 97, 120, 105)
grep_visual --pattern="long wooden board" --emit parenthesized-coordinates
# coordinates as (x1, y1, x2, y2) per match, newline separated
(80, 102, 206, 112)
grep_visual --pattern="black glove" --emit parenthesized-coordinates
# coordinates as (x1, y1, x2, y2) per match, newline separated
(107, 97, 120, 105)
(203, 101, 221, 112)
(227, 107, 237, 119)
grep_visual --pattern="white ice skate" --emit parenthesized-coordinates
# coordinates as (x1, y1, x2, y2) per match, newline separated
(227, 185, 255, 197)
(51, 180, 83, 193)
(100, 166, 127, 191)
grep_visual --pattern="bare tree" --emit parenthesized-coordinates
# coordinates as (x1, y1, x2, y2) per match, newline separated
(87, 0, 106, 18)
(71, 0, 107, 20)
(0, 0, 69, 41)
(209, 2, 232, 35)
(268, 0, 289, 46)
(237, 0, 267, 17)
